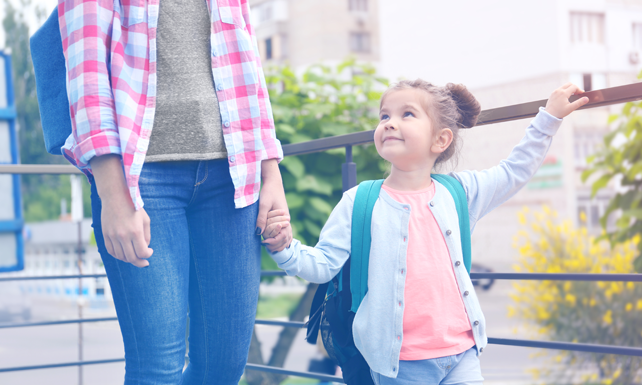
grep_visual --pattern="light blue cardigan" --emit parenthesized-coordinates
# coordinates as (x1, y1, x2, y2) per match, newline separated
(269, 108, 563, 378)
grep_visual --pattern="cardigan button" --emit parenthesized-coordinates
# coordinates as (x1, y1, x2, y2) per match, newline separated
(474, 320, 479, 326)
(480, 347, 484, 353)
(446, 230, 452, 236)
(463, 291, 469, 297)
(429, 201, 434, 207)
(455, 261, 461, 267)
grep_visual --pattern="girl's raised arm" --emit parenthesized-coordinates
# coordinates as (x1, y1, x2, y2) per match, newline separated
(453, 84, 588, 231)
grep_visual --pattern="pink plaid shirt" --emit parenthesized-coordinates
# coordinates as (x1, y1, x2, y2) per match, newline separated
(58, 0, 283, 210)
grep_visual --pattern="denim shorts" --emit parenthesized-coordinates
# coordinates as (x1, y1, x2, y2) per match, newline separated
(370, 347, 484, 385)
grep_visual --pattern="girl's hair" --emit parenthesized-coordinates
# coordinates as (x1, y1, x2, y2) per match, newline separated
(381, 79, 481, 167)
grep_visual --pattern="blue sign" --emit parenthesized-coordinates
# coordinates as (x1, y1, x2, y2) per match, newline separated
(0, 50, 24, 272)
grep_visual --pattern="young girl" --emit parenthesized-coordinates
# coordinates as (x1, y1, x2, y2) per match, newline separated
(262, 80, 588, 384)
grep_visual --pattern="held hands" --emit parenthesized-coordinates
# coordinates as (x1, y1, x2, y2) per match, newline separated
(262, 209, 292, 253)
(545, 83, 590, 119)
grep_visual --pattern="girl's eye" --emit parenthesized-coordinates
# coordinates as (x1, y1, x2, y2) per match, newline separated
(403, 111, 414, 118)
(380, 114, 389, 120)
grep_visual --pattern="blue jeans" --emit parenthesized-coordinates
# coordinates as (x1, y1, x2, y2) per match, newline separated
(370, 348, 484, 385)
(91, 160, 261, 384)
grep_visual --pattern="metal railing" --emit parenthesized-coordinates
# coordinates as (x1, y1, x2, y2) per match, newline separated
(1, 83, 642, 382)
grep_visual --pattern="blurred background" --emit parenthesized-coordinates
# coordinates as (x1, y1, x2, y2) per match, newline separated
(0, 0, 641, 384)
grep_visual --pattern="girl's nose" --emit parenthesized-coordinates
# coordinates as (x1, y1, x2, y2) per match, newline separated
(385, 122, 397, 131)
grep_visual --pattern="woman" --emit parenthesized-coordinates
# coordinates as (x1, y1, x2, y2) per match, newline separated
(57, 0, 291, 382)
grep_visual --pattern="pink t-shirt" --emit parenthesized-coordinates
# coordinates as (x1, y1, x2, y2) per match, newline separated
(382, 183, 475, 360)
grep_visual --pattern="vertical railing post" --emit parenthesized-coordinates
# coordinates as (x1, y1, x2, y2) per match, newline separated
(342, 146, 357, 192)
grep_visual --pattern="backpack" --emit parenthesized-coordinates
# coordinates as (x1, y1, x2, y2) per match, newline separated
(304, 175, 471, 384)
(30, 8, 72, 156)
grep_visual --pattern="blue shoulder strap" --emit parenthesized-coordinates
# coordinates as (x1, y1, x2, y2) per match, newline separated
(349, 179, 383, 313)
(431, 174, 472, 274)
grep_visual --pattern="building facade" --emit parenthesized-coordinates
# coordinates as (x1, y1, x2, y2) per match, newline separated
(250, 0, 642, 269)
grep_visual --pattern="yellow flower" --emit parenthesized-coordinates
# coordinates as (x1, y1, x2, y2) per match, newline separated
(579, 210, 587, 223)
(637, 299, 642, 310)
(625, 303, 633, 312)
(626, 282, 634, 290)
(603, 310, 613, 325)
(565, 293, 576, 306)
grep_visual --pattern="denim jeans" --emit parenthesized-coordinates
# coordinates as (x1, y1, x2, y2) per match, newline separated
(370, 347, 484, 385)
(91, 159, 261, 384)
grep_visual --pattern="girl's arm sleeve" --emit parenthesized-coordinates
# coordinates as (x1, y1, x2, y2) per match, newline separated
(241, 0, 283, 162)
(57, 0, 121, 169)
(452, 107, 563, 230)
(267, 191, 354, 284)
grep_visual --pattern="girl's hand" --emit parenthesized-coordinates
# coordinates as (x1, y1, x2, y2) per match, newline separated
(545, 83, 590, 119)
(91, 155, 153, 268)
(256, 159, 292, 252)
(263, 209, 291, 239)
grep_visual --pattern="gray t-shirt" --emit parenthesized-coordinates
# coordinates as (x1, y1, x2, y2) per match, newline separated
(145, 0, 227, 162)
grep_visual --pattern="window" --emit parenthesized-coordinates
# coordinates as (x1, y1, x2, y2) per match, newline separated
(570, 73, 606, 92)
(570, 12, 605, 44)
(634, 23, 642, 50)
(574, 131, 603, 168)
(349, 0, 368, 12)
(350, 32, 371, 53)
(265, 38, 273, 60)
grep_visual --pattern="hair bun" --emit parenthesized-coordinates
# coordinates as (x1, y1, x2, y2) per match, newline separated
(446, 83, 481, 128)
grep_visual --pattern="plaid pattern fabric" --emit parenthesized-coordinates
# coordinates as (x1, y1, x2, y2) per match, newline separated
(58, 0, 283, 209)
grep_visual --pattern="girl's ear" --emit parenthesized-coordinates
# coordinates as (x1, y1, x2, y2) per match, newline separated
(432, 128, 454, 154)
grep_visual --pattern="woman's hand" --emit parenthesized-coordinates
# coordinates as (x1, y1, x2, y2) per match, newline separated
(91, 155, 153, 268)
(256, 159, 292, 252)
(545, 83, 590, 119)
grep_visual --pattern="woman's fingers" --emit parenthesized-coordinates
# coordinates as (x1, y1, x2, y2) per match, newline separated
(121, 240, 149, 268)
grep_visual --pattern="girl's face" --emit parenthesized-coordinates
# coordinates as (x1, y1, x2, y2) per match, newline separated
(374, 88, 445, 171)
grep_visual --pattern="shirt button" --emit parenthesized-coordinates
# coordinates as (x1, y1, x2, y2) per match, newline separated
(216, 84, 223, 91)
(398, 301, 402, 307)
(401, 269, 404, 274)
(429, 201, 434, 207)
(463, 291, 469, 297)
(446, 229, 452, 236)
(230, 156, 236, 163)
(397, 336, 400, 340)
(455, 261, 461, 267)
(474, 320, 479, 326)
(480, 347, 484, 353)
(393, 367, 396, 371)
(224, 121, 231, 127)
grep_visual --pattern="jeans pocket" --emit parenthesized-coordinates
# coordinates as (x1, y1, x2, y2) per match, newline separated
(215, 0, 246, 28)
(370, 369, 379, 385)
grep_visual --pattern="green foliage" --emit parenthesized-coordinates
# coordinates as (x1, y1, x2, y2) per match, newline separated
(265, 59, 389, 250)
(512, 207, 642, 384)
(582, 72, 642, 272)
(3, 0, 92, 222)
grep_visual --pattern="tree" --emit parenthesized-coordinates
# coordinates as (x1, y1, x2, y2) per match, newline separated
(511, 206, 641, 384)
(3, 0, 91, 222)
(582, 78, 642, 272)
(246, 59, 389, 384)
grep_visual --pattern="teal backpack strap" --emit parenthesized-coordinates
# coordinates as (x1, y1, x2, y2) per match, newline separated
(431, 174, 472, 274)
(350, 179, 384, 313)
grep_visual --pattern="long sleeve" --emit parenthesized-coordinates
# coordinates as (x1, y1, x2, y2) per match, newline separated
(241, 0, 283, 162)
(453, 107, 563, 230)
(268, 190, 355, 284)
(57, 0, 121, 169)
